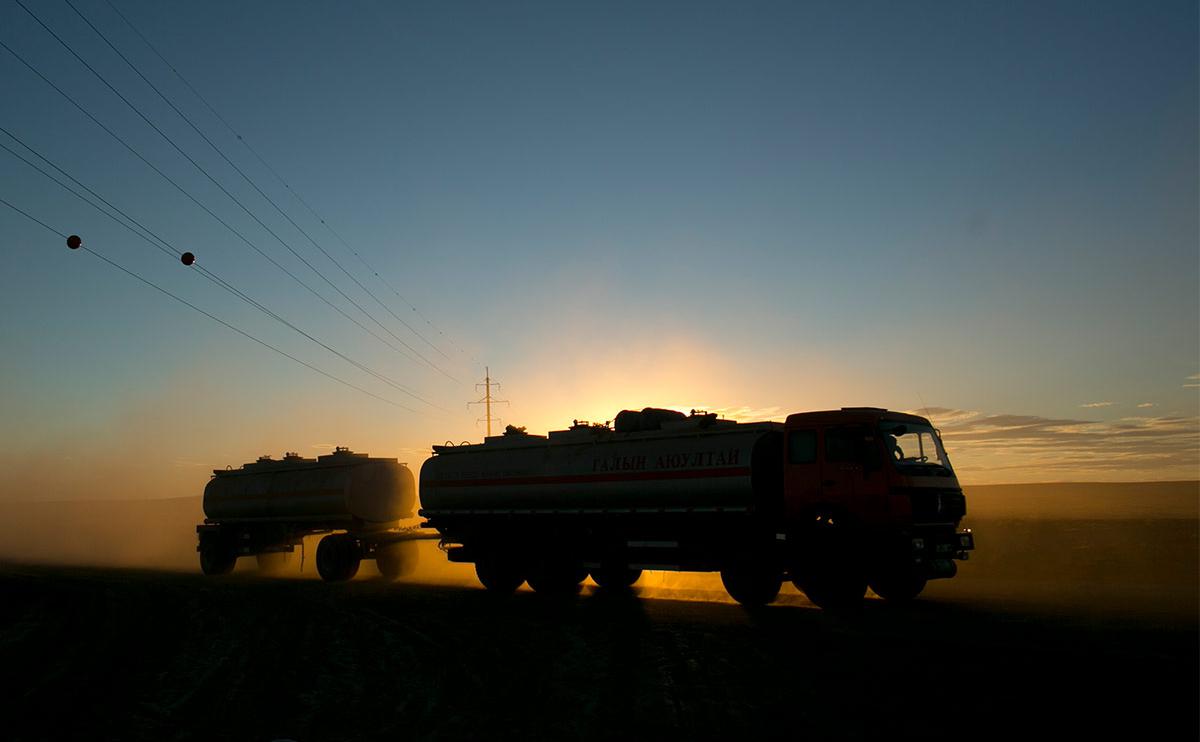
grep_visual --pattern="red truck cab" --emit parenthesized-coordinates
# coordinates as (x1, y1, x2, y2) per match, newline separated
(782, 408, 973, 603)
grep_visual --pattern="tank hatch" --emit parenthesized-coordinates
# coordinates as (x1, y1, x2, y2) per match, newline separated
(317, 446, 370, 462)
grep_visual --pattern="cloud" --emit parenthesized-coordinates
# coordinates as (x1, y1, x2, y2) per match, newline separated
(1185, 374, 1200, 389)
(706, 405, 785, 421)
(1137, 402, 1155, 408)
(922, 407, 1200, 483)
(1080, 401, 1113, 408)
(170, 459, 207, 468)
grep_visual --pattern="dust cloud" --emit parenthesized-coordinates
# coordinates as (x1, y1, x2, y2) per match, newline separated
(0, 497, 202, 570)
(0, 481, 1194, 616)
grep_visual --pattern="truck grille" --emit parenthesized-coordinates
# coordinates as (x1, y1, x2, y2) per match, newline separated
(907, 489, 966, 523)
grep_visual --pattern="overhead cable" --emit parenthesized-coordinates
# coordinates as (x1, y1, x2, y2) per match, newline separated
(11, 0, 458, 381)
(0, 131, 448, 412)
(0, 196, 420, 413)
(67, 0, 455, 365)
(0, 36, 431, 371)
(100, 0, 474, 361)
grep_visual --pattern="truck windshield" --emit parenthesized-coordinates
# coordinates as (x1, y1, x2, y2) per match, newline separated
(879, 421, 953, 474)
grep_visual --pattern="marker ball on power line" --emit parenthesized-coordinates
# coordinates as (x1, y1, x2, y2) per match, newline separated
(66, 235, 82, 249)
(181, 252, 195, 266)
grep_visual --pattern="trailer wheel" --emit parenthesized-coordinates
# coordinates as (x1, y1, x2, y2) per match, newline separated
(590, 565, 642, 589)
(316, 535, 360, 582)
(474, 556, 525, 593)
(376, 541, 417, 580)
(720, 566, 782, 607)
(199, 543, 237, 576)
(256, 551, 292, 575)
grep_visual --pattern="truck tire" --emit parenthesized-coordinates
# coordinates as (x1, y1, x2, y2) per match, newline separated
(199, 542, 237, 576)
(475, 556, 525, 593)
(590, 565, 643, 589)
(720, 567, 782, 607)
(527, 559, 587, 595)
(796, 572, 868, 610)
(792, 511, 868, 611)
(256, 551, 292, 575)
(869, 570, 927, 603)
(376, 541, 417, 580)
(316, 534, 360, 582)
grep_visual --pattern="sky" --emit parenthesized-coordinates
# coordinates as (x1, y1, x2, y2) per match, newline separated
(0, 0, 1196, 498)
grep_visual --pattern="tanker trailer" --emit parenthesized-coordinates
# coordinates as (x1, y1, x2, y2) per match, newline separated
(419, 407, 974, 609)
(197, 447, 427, 581)
(420, 409, 789, 603)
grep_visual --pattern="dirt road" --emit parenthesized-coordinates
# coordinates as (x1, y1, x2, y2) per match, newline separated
(1, 559, 1194, 742)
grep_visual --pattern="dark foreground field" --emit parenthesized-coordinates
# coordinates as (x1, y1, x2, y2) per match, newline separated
(0, 483, 1196, 741)
(1, 544, 1196, 742)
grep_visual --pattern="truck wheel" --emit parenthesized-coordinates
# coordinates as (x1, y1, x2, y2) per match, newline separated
(527, 560, 587, 595)
(376, 541, 417, 580)
(720, 567, 782, 607)
(256, 551, 292, 575)
(792, 512, 868, 611)
(869, 571, 927, 603)
(199, 543, 237, 576)
(590, 565, 642, 589)
(794, 567, 867, 611)
(316, 535, 360, 582)
(475, 556, 525, 593)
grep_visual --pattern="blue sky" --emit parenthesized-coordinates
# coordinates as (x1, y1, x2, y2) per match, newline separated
(1, 0, 1196, 494)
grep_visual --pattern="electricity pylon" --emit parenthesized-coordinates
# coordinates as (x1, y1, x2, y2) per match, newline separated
(469, 366, 508, 437)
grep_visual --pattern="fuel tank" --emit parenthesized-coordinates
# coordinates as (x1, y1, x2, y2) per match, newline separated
(203, 448, 415, 526)
(420, 412, 784, 515)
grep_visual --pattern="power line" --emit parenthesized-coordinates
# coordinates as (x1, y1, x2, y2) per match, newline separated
(0, 129, 448, 412)
(11, 0, 459, 382)
(101, 0, 475, 361)
(0, 196, 419, 413)
(65, 0, 455, 365)
(0, 36, 430, 373)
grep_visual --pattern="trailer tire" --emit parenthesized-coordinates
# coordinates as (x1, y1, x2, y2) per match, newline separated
(316, 534, 360, 582)
(720, 567, 782, 607)
(376, 541, 417, 580)
(475, 556, 525, 593)
(590, 565, 643, 589)
(199, 542, 237, 576)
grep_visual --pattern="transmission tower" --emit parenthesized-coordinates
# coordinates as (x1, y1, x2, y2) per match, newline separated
(469, 366, 508, 437)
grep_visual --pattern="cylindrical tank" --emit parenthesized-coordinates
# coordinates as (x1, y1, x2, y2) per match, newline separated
(420, 418, 783, 515)
(204, 449, 415, 526)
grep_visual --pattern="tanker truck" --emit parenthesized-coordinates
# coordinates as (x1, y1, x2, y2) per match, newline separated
(419, 407, 974, 609)
(197, 447, 431, 581)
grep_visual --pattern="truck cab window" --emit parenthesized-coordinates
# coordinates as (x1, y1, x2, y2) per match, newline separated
(825, 426, 878, 467)
(788, 430, 817, 463)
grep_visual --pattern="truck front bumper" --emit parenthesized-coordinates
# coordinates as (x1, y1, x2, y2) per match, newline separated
(912, 528, 974, 560)
(910, 529, 973, 579)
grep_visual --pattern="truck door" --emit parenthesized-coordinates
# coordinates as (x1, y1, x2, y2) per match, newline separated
(783, 428, 821, 520)
(822, 425, 887, 523)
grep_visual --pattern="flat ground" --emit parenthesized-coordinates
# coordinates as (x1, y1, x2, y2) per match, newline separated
(1, 521, 1196, 742)
(0, 484, 1196, 741)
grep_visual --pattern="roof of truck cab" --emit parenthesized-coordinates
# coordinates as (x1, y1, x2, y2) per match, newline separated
(784, 408, 931, 426)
